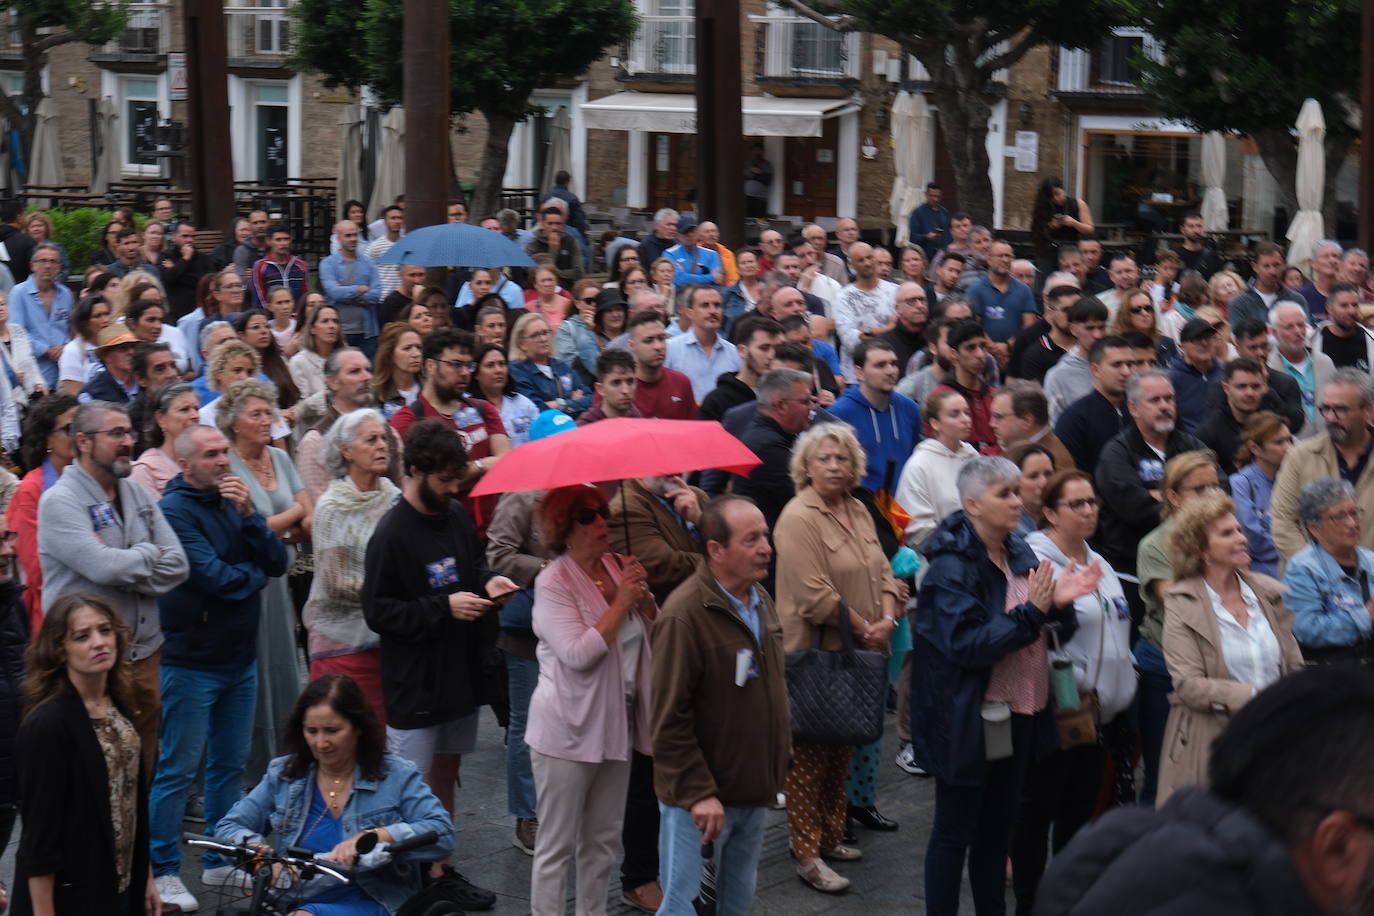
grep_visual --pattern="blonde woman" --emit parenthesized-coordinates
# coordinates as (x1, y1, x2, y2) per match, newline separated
(1157, 491, 1302, 804)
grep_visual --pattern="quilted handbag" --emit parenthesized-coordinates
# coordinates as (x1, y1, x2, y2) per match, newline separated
(784, 601, 888, 746)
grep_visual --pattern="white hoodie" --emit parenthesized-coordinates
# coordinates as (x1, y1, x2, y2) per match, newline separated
(1024, 530, 1137, 721)
(895, 437, 978, 549)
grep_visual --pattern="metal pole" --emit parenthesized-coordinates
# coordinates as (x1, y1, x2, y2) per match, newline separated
(183, 0, 234, 233)
(696, 0, 745, 251)
(1361, 0, 1374, 249)
(404, 0, 449, 242)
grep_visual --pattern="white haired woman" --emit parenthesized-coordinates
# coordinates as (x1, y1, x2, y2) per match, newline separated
(913, 456, 1100, 916)
(302, 408, 397, 726)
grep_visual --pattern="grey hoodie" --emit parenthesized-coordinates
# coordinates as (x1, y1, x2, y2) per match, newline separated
(38, 462, 188, 660)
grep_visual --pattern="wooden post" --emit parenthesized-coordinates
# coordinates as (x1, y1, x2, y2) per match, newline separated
(696, 0, 745, 250)
(183, 0, 234, 233)
(404, 0, 449, 245)
(1361, 0, 1374, 249)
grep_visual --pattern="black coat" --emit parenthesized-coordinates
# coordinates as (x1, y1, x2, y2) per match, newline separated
(1205, 372, 1306, 437)
(1035, 786, 1320, 916)
(697, 372, 755, 424)
(729, 412, 798, 531)
(13, 686, 149, 916)
(1094, 423, 1205, 572)
(0, 581, 28, 807)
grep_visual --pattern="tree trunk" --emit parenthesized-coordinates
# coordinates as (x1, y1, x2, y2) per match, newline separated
(922, 43, 996, 226)
(469, 110, 517, 219)
(1252, 125, 1351, 238)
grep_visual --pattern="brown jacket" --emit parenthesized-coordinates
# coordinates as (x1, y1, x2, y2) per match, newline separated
(650, 564, 790, 809)
(610, 479, 707, 603)
(1157, 571, 1303, 805)
(1027, 428, 1075, 474)
(774, 486, 900, 652)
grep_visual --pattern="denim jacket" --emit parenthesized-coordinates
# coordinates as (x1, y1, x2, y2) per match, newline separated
(216, 753, 455, 914)
(1282, 543, 1374, 650)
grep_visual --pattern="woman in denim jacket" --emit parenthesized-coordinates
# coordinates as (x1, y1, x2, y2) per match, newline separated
(1283, 477, 1374, 664)
(217, 675, 455, 915)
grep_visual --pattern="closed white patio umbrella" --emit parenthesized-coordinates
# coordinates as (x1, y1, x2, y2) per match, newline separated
(888, 91, 933, 247)
(540, 106, 572, 195)
(1199, 131, 1228, 232)
(336, 103, 365, 214)
(366, 107, 405, 224)
(1285, 98, 1326, 269)
(90, 97, 120, 195)
(27, 98, 65, 206)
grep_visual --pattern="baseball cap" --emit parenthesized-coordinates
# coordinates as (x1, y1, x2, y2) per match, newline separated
(528, 409, 576, 441)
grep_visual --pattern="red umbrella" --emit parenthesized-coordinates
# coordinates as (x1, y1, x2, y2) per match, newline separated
(469, 417, 762, 497)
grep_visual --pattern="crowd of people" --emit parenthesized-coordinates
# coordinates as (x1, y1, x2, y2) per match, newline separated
(0, 179, 1369, 916)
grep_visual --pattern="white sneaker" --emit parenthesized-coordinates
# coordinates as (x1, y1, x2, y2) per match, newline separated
(202, 864, 252, 892)
(895, 742, 930, 777)
(155, 874, 199, 912)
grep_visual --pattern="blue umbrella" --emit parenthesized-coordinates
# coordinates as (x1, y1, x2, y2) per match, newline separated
(374, 222, 538, 268)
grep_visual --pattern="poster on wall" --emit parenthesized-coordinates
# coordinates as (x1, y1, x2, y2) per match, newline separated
(1014, 131, 1039, 172)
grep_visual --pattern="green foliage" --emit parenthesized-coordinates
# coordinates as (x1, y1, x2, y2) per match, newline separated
(293, 0, 638, 120)
(1135, 0, 1359, 141)
(32, 207, 115, 271)
(23, 0, 128, 41)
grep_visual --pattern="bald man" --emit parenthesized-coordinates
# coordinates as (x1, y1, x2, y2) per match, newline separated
(319, 219, 382, 354)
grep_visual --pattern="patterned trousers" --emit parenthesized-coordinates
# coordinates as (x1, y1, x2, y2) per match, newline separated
(784, 743, 854, 858)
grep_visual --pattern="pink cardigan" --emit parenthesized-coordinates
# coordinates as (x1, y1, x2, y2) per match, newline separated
(526, 553, 654, 763)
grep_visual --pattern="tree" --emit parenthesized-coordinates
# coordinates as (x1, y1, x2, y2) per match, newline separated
(1135, 0, 1359, 227)
(0, 0, 127, 173)
(293, 0, 637, 217)
(780, 0, 1136, 225)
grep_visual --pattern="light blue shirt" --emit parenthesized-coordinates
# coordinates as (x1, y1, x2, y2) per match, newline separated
(714, 578, 761, 642)
(10, 277, 74, 389)
(319, 251, 382, 338)
(665, 330, 740, 402)
(456, 275, 523, 311)
(665, 243, 723, 287)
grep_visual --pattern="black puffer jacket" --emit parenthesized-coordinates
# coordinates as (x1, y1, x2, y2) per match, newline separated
(1035, 786, 1321, 916)
(0, 579, 27, 806)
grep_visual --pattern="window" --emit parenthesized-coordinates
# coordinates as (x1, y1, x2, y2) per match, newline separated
(255, 0, 289, 55)
(647, 0, 693, 73)
(124, 77, 160, 169)
(791, 21, 846, 76)
(1094, 35, 1142, 86)
(119, 5, 164, 54)
(254, 83, 289, 182)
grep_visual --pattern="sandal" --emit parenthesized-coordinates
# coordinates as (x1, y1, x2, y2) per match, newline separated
(822, 844, 864, 862)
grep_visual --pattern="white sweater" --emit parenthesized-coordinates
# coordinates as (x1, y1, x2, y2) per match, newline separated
(894, 437, 978, 549)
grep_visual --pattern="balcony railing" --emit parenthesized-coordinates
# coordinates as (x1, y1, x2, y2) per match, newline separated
(753, 15, 858, 81)
(101, 3, 171, 56)
(624, 15, 695, 77)
(226, 4, 293, 62)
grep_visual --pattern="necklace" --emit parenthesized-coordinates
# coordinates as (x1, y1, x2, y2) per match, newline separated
(240, 449, 276, 482)
(320, 768, 353, 813)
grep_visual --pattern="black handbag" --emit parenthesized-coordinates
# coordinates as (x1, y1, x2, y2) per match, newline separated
(784, 601, 888, 745)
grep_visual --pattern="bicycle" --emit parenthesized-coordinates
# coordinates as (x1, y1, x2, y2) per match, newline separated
(184, 829, 439, 916)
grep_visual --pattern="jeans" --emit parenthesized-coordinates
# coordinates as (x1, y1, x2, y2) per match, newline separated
(924, 713, 1033, 916)
(149, 662, 258, 874)
(1134, 640, 1172, 807)
(505, 652, 539, 819)
(621, 750, 660, 890)
(345, 333, 378, 360)
(657, 803, 766, 916)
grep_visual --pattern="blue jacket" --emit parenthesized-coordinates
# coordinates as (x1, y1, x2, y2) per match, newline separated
(509, 357, 592, 417)
(828, 384, 922, 492)
(665, 242, 723, 287)
(911, 511, 1076, 787)
(217, 753, 454, 915)
(1230, 463, 1278, 577)
(157, 474, 288, 671)
(908, 203, 951, 259)
(554, 314, 600, 385)
(1168, 356, 1223, 434)
(319, 252, 382, 338)
(1282, 543, 1374, 650)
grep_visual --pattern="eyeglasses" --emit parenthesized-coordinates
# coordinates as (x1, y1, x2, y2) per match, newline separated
(1324, 507, 1363, 525)
(1054, 497, 1099, 512)
(1320, 404, 1358, 419)
(219, 282, 244, 290)
(900, 296, 928, 305)
(0, 531, 16, 546)
(572, 505, 610, 526)
(524, 329, 552, 340)
(1176, 483, 1222, 497)
(93, 427, 135, 441)
(580, 297, 599, 304)
(432, 357, 477, 372)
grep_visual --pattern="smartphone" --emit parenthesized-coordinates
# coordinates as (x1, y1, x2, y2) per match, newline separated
(486, 589, 522, 607)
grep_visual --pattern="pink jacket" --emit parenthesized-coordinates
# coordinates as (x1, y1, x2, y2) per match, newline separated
(526, 553, 654, 763)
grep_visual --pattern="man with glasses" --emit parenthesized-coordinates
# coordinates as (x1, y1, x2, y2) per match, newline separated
(968, 239, 1036, 361)
(11, 243, 73, 390)
(38, 400, 189, 775)
(877, 281, 930, 372)
(730, 368, 821, 530)
(363, 418, 514, 908)
(1272, 370, 1374, 565)
(79, 326, 140, 404)
(803, 223, 849, 285)
(1095, 370, 1204, 616)
(1268, 300, 1335, 437)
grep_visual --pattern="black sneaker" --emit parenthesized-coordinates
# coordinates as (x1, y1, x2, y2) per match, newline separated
(432, 864, 497, 911)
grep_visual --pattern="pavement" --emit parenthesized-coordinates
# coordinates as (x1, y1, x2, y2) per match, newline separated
(2, 707, 993, 914)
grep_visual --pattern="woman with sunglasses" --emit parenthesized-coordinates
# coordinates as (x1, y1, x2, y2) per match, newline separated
(1132, 450, 1222, 807)
(1012, 469, 1135, 910)
(554, 280, 605, 388)
(1110, 286, 1179, 366)
(509, 313, 591, 419)
(526, 484, 654, 916)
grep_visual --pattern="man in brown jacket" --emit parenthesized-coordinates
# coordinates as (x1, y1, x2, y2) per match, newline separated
(609, 474, 709, 604)
(651, 495, 791, 915)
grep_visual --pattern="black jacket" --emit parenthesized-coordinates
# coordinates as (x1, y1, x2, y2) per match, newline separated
(876, 323, 926, 375)
(0, 226, 34, 283)
(1035, 786, 1320, 916)
(13, 686, 149, 916)
(363, 497, 498, 729)
(697, 372, 755, 424)
(1195, 406, 1247, 475)
(80, 367, 134, 404)
(161, 247, 214, 320)
(730, 412, 797, 531)
(0, 581, 27, 807)
(1054, 390, 1128, 473)
(1094, 423, 1205, 572)
(1205, 372, 1306, 436)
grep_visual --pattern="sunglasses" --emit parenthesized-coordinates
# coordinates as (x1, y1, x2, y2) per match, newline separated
(573, 505, 611, 526)
(1129, 305, 1154, 315)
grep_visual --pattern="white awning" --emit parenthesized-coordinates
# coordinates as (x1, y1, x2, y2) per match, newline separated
(581, 92, 859, 138)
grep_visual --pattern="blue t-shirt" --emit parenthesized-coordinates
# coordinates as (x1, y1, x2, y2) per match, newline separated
(289, 786, 387, 915)
(968, 277, 1036, 342)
